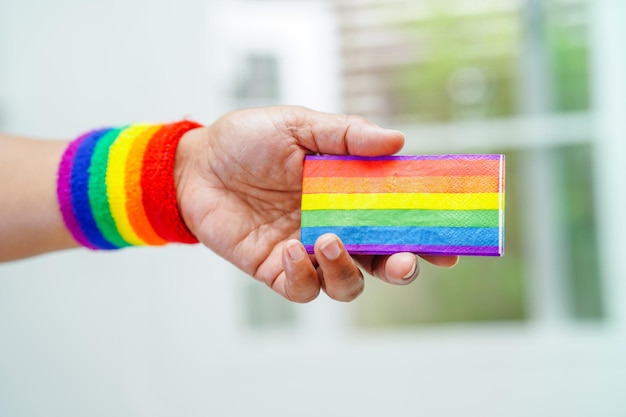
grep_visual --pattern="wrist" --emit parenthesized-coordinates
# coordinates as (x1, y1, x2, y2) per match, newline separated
(57, 120, 202, 250)
(174, 126, 207, 238)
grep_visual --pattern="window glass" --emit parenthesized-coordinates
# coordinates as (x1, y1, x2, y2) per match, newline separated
(344, 0, 600, 327)
(234, 54, 281, 107)
(388, 2, 521, 122)
(546, 0, 590, 111)
(243, 280, 296, 329)
(554, 143, 602, 319)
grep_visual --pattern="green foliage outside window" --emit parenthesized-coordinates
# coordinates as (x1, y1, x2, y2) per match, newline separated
(389, 3, 521, 122)
(555, 144, 602, 319)
(546, 0, 591, 111)
(354, 0, 600, 327)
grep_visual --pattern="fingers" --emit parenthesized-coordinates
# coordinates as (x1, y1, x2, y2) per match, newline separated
(276, 235, 365, 303)
(273, 240, 320, 303)
(355, 253, 459, 285)
(280, 107, 405, 156)
(276, 236, 459, 303)
(314, 234, 365, 302)
(354, 252, 420, 285)
(419, 254, 460, 268)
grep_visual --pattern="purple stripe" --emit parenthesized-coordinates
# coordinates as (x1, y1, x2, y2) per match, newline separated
(56, 132, 98, 249)
(305, 154, 502, 161)
(304, 244, 502, 257)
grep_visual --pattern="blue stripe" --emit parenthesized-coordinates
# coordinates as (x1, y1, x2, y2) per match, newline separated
(301, 226, 500, 247)
(70, 128, 118, 250)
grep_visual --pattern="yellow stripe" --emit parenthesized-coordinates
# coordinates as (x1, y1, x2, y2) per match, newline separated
(106, 124, 151, 245)
(302, 193, 501, 211)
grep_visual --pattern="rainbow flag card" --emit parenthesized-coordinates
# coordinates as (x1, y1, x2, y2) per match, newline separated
(300, 154, 505, 256)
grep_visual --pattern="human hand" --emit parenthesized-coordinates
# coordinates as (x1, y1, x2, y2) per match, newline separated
(175, 106, 458, 302)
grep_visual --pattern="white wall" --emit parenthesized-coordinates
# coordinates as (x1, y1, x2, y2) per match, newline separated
(0, 0, 222, 135)
(0, 0, 248, 414)
(206, 0, 341, 112)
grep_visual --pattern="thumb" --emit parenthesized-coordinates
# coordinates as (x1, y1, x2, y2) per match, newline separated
(282, 106, 405, 156)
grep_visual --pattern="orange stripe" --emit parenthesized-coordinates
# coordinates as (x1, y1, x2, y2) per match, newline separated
(303, 159, 501, 178)
(302, 175, 499, 194)
(124, 124, 168, 245)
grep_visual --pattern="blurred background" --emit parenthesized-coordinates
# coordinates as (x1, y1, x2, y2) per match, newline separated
(1, 0, 624, 416)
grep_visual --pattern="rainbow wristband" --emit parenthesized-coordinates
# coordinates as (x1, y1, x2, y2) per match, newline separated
(57, 120, 202, 250)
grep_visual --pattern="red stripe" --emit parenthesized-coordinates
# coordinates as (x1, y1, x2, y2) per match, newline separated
(303, 158, 501, 178)
(141, 121, 201, 244)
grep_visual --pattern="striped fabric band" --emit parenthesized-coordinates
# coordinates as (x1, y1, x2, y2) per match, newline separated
(57, 121, 202, 250)
(300, 154, 505, 256)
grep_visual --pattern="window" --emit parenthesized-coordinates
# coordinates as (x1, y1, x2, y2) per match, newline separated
(233, 54, 281, 108)
(336, 0, 602, 327)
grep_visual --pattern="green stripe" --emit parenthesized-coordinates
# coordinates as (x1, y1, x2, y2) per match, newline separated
(301, 209, 500, 228)
(88, 127, 130, 248)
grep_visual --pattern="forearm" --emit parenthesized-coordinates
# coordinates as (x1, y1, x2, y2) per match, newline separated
(0, 134, 78, 261)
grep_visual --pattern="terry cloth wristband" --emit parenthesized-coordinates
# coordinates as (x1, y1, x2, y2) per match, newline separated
(57, 120, 202, 250)
(300, 154, 505, 257)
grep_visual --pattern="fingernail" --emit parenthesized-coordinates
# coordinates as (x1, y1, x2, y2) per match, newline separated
(402, 258, 418, 280)
(287, 241, 306, 262)
(321, 239, 341, 260)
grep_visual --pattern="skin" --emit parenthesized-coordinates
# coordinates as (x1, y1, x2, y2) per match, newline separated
(0, 106, 458, 302)
(0, 135, 77, 258)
